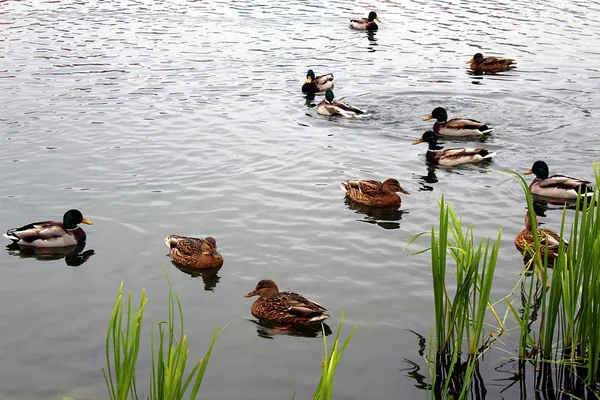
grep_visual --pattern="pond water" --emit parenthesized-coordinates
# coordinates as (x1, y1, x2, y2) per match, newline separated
(1, 0, 599, 399)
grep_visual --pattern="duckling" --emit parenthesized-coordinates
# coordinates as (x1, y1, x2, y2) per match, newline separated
(349, 11, 380, 30)
(4, 209, 93, 247)
(467, 53, 515, 73)
(424, 107, 493, 137)
(165, 235, 223, 269)
(524, 161, 594, 200)
(340, 178, 410, 207)
(317, 89, 364, 118)
(412, 131, 496, 166)
(302, 69, 334, 93)
(515, 213, 568, 260)
(244, 279, 330, 326)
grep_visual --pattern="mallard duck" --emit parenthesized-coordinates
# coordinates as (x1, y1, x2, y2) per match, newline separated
(349, 11, 380, 30)
(244, 279, 330, 326)
(467, 53, 515, 73)
(515, 213, 567, 260)
(317, 89, 364, 118)
(4, 209, 92, 247)
(165, 235, 223, 269)
(524, 161, 594, 200)
(340, 178, 409, 207)
(302, 69, 334, 93)
(412, 131, 496, 166)
(424, 107, 493, 136)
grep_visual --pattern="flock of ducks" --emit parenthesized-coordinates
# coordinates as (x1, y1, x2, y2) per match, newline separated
(3, 11, 596, 328)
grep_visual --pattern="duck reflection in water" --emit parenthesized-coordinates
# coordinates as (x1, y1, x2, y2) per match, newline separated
(344, 198, 405, 230)
(367, 30, 377, 52)
(5, 242, 95, 267)
(414, 164, 439, 192)
(170, 261, 222, 292)
(248, 318, 332, 339)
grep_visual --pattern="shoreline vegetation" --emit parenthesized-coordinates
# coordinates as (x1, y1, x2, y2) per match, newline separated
(65, 164, 598, 400)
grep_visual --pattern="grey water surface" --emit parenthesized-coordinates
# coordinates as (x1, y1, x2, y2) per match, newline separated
(1, 0, 599, 399)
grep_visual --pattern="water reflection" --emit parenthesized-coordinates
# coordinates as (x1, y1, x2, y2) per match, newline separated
(531, 196, 590, 217)
(5, 243, 95, 267)
(248, 318, 332, 339)
(304, 92, 317, 107)
(366, 31, 378, 52)
(170, 261, 222, 292)
(343, 198, 405, 230)
(414, 164, 439, 192)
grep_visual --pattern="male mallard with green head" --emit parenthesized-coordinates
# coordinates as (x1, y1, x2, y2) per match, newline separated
(340, 178, 410, 207)
(524, 161, 594, 200)
(4, 209, 93, 247)
(165, 235, 223, 269)
(317, 89, 364, 118)
(349, 11, 380, 30)
(244, 279, 330, 326)
(412, 131, 495, 166)
(302, 69, 334, 93)
(424, 107, 493, 137)
(467, 53, 515, 72)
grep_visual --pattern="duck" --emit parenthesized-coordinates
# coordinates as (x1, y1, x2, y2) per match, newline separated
(317, 89, 365, 118)
(424, 107, 493, 137)
(302, 69, 334, 93)
(524, 161, 594, 200)
(340, 178, 410, 207)
(467, 53, 516, 73)
(412, 131, 496, 166)
(349, 11, 380, 30)
(244, 279, 330, 326)
(4, 209, 93, 247)
(515, 213, 568, 260)
(165, 235, 223, 269)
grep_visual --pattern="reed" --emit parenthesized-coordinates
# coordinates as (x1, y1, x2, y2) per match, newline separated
(101, 268, 222, 400)
(407, 195, 503, 399)
(313, 310, 357, 400)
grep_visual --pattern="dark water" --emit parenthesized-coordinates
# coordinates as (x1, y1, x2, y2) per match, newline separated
(1, 0, 599, 398)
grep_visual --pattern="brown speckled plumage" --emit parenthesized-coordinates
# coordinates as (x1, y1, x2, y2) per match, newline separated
(514, 213, 567, 260)
(468, 53, 515, 73)
(340, 178, 409, 207)
(165, 235, 223, 269)
(244, 280, 330, 326)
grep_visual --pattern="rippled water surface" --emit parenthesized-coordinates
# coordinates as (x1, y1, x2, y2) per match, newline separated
(1, 0, 599, 398)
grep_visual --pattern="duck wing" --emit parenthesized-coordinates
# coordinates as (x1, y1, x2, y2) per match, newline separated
(281, 291, 328, 317)
(169, 236, 204, 256)
(445, 118, 490, 131)
(538, 175, 593, 193)
(332, 100, 364, 115)
(482, 57, 515, 66)
(346, 180, 383, 195)
(434, 147, 495, 166)
(315, 73, 334, 85)
(5, 221, 67, 243)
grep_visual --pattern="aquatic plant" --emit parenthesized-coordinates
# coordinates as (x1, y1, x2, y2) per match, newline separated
(407, 195, 503, 399)
(102, 268, 222, 400)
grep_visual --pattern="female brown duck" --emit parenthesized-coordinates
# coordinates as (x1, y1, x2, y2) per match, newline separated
(468, 53, 515, 73)
(244, 279, 330, 326)
(165, 235, 223, 269)
(514, 213, 567, 260)
(340, 178, 409, 207)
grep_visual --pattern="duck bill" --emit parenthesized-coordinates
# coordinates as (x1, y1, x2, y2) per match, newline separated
(306, 77, 313, 83)
(212, 251, 222, 259)
(400, 188, 410, 195)
(244, 290, 258, 298)
(376, 17, 381, 22)
(467, 58, 474, 64)
(412, 138, 424, 145)
(82, 218, 93, 225)
(523, 169, 533, 175)
(423, 114, 433, 121)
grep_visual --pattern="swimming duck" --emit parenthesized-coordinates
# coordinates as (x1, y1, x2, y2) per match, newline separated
(165, 235, 223, 269)
(467, 53, 516, 73)
(4, 209, 93, 247)
(244, 279, 330, 326)
(524, 161, 594, 200)
(340, 178, 410, 207)
(302, 69, 334, 93)
(317, 89, 364, 118)
(424, 107, 493, 136)
(349, 11, 380, 30)
(412, 131, 496, 166)
(515, 213, 567, 260)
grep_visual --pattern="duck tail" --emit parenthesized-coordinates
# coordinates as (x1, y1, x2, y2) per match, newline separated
(310, 313, 331, 322)
(339, 182, 349, 192)
(481, 150, 496, 159)
(479, 125, 493, 135)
